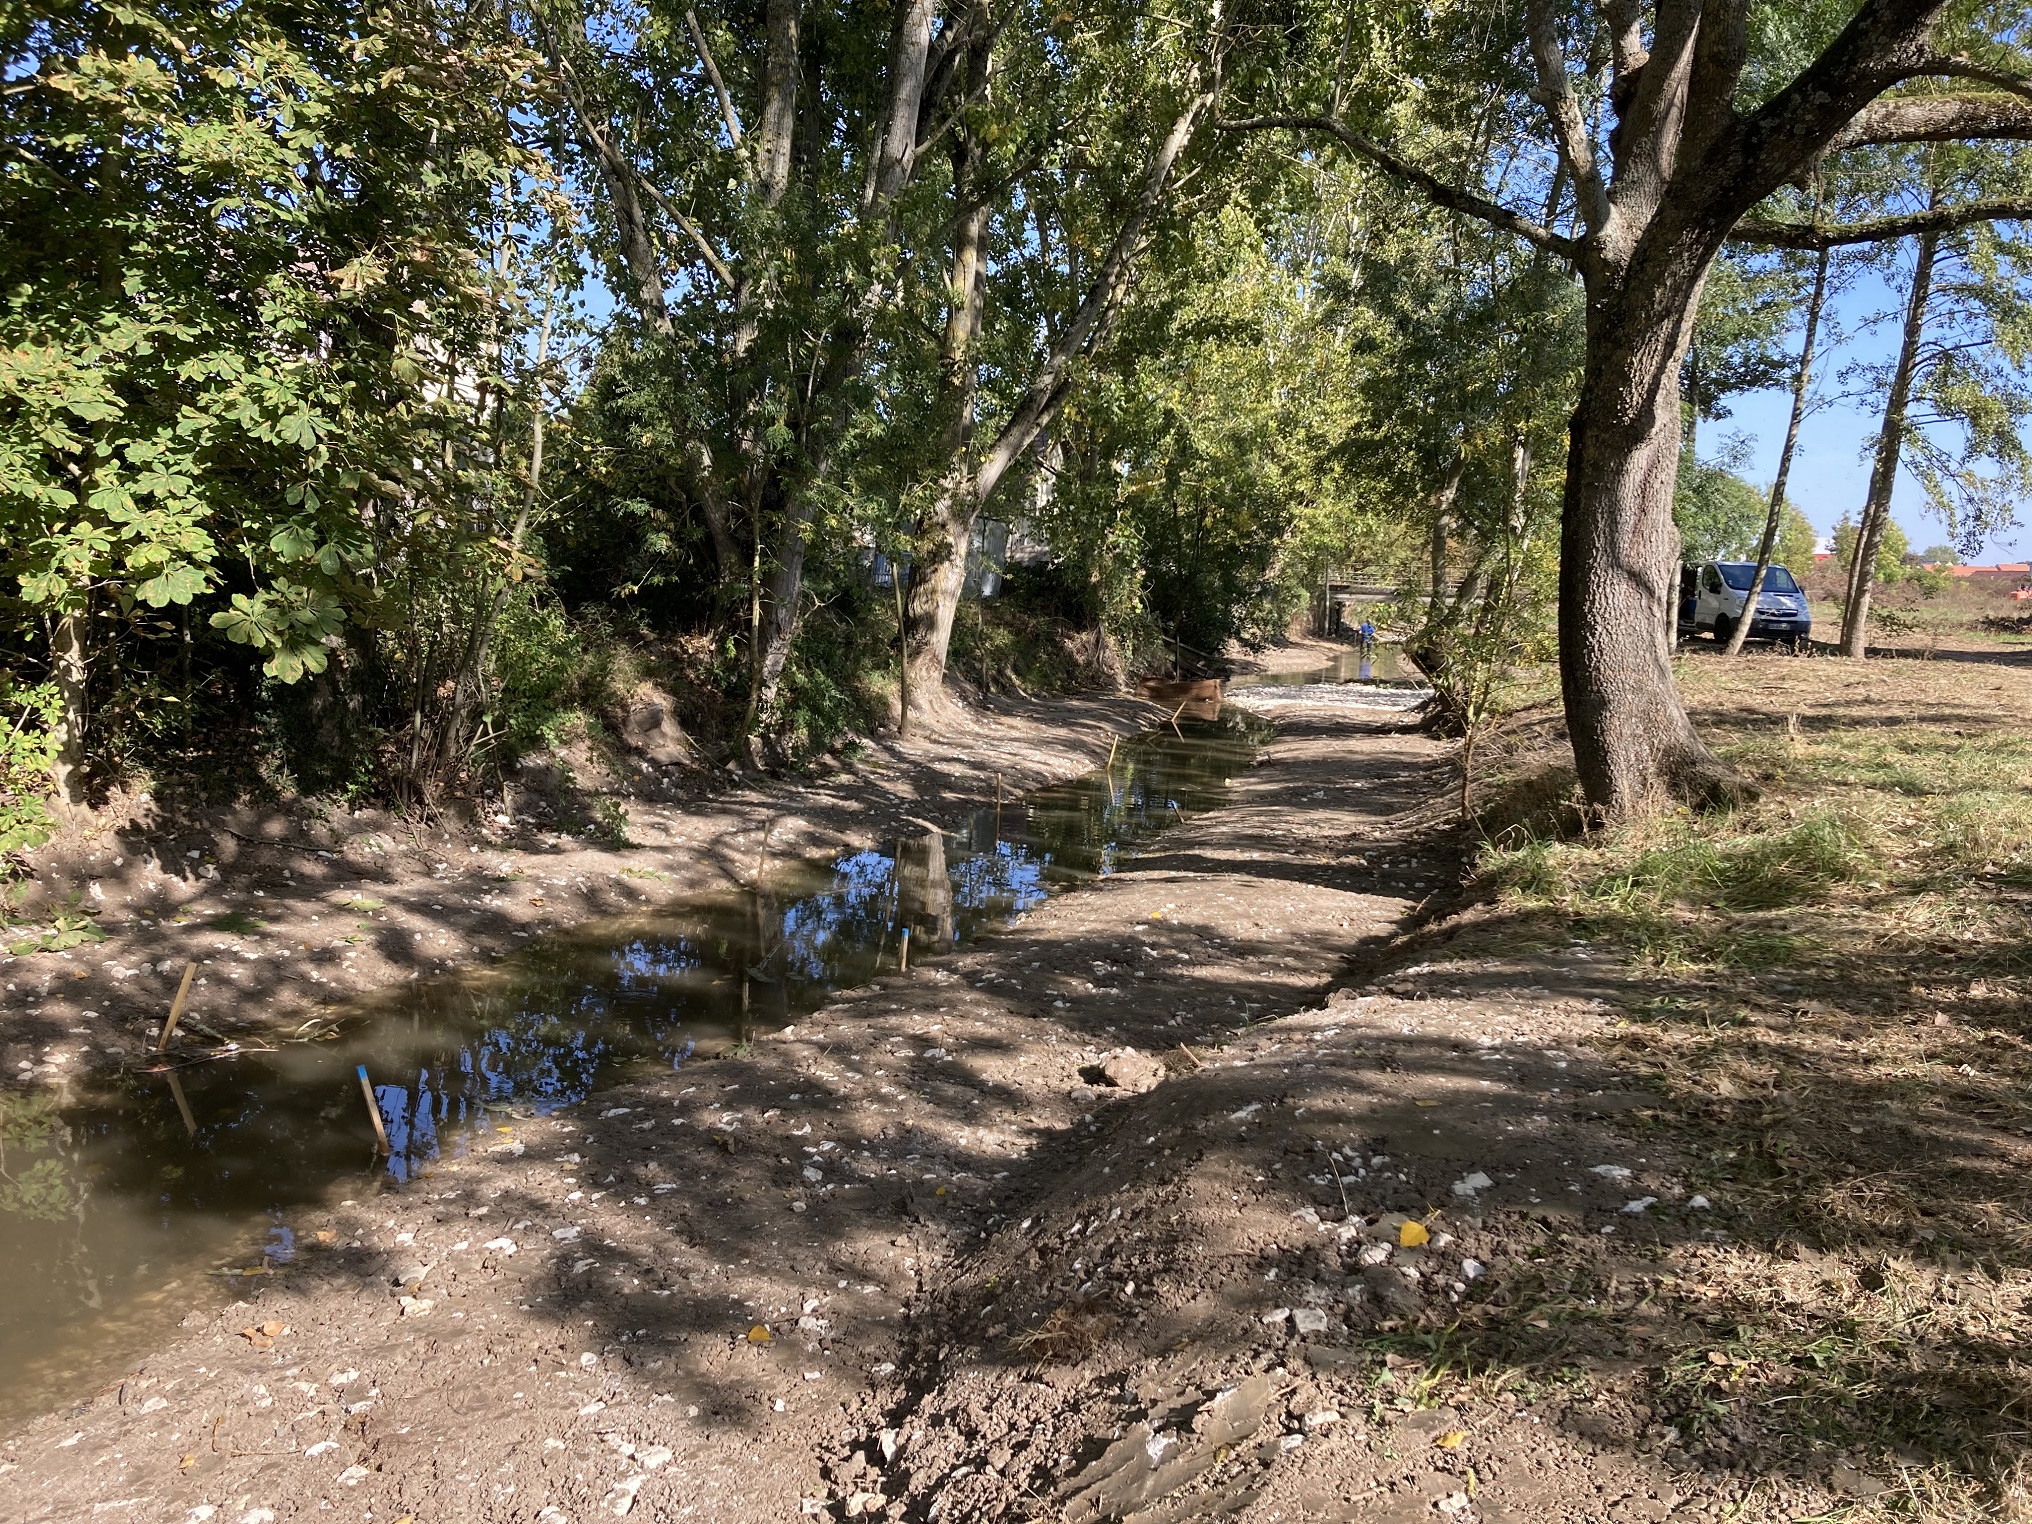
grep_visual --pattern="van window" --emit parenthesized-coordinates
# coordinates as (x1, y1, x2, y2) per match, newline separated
(1702, 566, 1722, 593)
(1717, 564, 1800, 593)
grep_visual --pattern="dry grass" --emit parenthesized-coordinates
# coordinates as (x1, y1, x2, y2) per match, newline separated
(1462, 652, 2032, 1517)
(1005, 1298, 1114, 1362)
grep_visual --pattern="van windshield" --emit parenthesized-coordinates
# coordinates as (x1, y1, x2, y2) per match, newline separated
(1718, 564, 1799, 593)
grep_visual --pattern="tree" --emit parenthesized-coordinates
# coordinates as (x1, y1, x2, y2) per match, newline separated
(1834, 511, 1913, 586)
(2, 0, 541, 804)
(1227, 1, 2032, 817)
(1674, 463, 1768, 560)
(538, 0, 1222, 743)
(1726, 240, 1833, 655)
(1847, 199, 2032, 651)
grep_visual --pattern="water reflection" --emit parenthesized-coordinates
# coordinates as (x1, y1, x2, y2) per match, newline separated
(0, 710, 1267, 1425)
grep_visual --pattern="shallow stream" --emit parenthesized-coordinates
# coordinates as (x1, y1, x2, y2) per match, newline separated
(0, 709, 1271, 1427)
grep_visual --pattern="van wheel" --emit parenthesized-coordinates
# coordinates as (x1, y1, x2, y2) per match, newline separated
(1713, 614, 1737, 644)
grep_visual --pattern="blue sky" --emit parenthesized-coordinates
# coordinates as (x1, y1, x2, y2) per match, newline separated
(1716, 265, 2031, 566)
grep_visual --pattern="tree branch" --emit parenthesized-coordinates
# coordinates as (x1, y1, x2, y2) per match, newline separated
(638, 177, 736, 290)
(1913, 52, 2032, 103)
(1731, 198, 2032, 249)
(1216, 113, 1578, 257)
(683, 9, 745, 154)
(1597, 0, 1648, 76)
(1524, 0, 1610, 232)
(1830, 90, 2032, 148)
(979, 84, 1217, 501)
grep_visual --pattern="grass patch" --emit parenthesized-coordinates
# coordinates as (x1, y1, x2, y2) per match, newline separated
(1460, 656, 2032, 1514)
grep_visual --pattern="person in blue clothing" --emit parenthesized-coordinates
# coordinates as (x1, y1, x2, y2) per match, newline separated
(1355, 618, 1376, 653)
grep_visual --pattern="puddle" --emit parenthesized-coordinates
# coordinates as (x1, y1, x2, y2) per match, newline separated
(0, 711, 1268, 1429)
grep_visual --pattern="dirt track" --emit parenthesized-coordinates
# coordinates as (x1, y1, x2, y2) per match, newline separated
(0, 691, 1857, 1522)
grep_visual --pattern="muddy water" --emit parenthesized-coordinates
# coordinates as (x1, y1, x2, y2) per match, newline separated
(0, 712, 1268, 1429)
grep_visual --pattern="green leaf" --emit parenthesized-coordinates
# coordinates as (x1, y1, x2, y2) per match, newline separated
(135, 563, 208, 607)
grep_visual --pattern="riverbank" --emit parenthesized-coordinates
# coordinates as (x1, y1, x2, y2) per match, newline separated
(7, 655, 2023, 1522)
(0, 693, 1461, 1520)
(0, 693, 1161, 1092)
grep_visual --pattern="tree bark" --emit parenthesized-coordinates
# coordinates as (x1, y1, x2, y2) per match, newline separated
(1558, 254, 1736, 817)
(1840, 228, 1937, 657)
(1427, 445, 1465, 610)
(1726, 244, 1828, 656)
(901, 20, 992, 721)
(1224, 0, 2030, 816)
(544, 7, 672, 336)
(901, 192, 988, 719)
(47, 608, 88, 810)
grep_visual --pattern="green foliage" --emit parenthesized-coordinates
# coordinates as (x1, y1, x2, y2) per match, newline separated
(3, 910, 105, 957)
(1833, 514, 1913, 584)
(1675, 465, 1768, 561)
(487, 600, 624, 759)
(0, 681, 60, 862)
(0, 1157, 71, 1222)
(1773, 501, 1819, 574)
(2, 0, 553, 799)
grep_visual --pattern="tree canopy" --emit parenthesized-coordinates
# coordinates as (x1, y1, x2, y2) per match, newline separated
(7, 0, 2032, 840)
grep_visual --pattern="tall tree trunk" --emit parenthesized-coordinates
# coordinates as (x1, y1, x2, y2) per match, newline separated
(899, 79, 1215, 713)
(47, 609, 88, 810)
(1840, 229, 1937, 658)
(1559, 262, 1734, 817)
(902, 65, 990, 720)
(1726, 243, 1830, 656)
(444, 285, 559, 768)
(1427, 445, 1464, 612)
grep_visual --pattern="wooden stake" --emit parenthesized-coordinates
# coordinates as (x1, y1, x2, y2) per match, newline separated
(357, 1064, 392, 1154)
(898, 926, 911, 973)
(994, 772, 1002, 808)
(1106, 736, 1119, 772)
(157, 962, 197, 1051)
(1168, 701, 1188, 740)
(165, 1069, 198, 1138)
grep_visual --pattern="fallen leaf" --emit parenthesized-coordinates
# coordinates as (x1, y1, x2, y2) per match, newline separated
(1414, 1099, 1441, 1108)
(1435, 1430, 1467, 1450)
(258, 1320, 285, 1337)
(747, 1324, 773, 1344)
(239, 1327, 274, 1351)
(1399, 1220, 1431, 1247)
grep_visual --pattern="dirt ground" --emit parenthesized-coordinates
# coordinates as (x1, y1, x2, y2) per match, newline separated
(4, 647, 2025, 1522)
(0, 683, 1836, 1524)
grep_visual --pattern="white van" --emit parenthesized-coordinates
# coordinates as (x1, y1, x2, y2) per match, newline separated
(1677, 561, 1812, 646)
